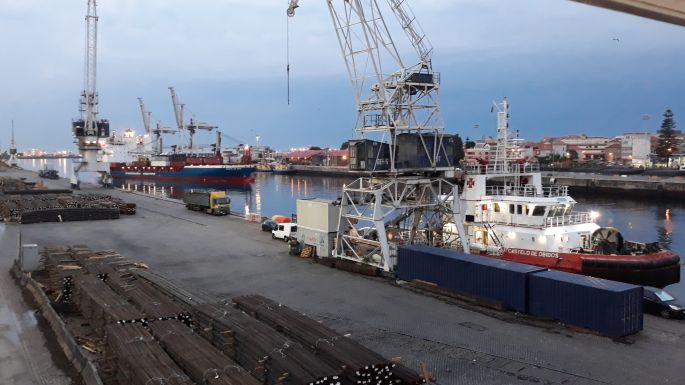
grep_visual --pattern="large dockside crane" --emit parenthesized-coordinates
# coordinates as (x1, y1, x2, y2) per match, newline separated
(169, 87, 217, 154)
(287, 0, 468, 271)
(71, 0, 111, 186)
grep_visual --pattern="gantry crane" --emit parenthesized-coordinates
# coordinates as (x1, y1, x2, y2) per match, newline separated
(287, 0, 468, 271)
(71, 0, 112, 186)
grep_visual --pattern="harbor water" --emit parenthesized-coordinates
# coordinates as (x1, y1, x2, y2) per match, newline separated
(19, 158, 685, 298)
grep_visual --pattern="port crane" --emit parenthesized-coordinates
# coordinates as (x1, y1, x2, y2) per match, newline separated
(287, 0, 468, 271)
(138, 97, 176, 154)
(71, 0, 112, 186)
(8, 120, 18, 167)
(169, 87, 217, 154)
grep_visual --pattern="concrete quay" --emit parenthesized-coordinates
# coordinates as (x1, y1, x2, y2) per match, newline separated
(1, 166, 685, 385)
(544, 171, 685, 199)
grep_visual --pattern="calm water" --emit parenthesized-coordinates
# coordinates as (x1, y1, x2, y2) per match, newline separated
(19, 158, 685, 297)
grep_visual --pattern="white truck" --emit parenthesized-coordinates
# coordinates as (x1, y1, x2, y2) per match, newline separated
(272, 223, 298, 241)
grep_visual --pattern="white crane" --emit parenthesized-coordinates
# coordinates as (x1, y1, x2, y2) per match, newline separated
(8, 120, 18, 167)
(137, 97, 152, 136)
(169, 87, 217, 153)
(287, 0, 468, 271)
(71, 0, 111, 186)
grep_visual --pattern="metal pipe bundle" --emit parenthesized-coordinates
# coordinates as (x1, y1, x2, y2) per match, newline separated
(233, 295, 426, 385)
(193, 303, 344, 385)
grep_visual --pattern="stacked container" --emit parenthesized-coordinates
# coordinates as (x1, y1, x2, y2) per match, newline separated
(528, 270, 643, 338)
(398, 245, 545, 312)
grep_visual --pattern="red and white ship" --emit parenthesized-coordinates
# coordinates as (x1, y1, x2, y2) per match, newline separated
(448, 98, 680, 288)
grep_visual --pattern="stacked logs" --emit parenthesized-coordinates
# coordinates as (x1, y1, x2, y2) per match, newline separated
(193, 303, 344, 385)
(149, 320, 261, 385)
(233, 295, 426, 385)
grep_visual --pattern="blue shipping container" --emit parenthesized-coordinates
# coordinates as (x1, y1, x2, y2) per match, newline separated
(398, 245, 545, 312)
(528, 270, 643, 338)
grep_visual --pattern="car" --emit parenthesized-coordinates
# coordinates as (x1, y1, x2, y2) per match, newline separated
(643, 286, 685, 319)
(272, 223, 297, 242)
(261, 219, 278, 232)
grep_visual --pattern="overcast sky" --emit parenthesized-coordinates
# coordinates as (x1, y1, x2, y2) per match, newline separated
(1, 0, 684, 151)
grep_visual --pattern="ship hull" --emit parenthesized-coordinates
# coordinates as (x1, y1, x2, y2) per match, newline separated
(110, 164, 256, 183)
(497, 248, 680, 288)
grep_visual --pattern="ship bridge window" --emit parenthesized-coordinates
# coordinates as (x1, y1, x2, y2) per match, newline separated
(517, 205, 523, 215)
(494, 203, 501, 213)
(532, 206, 546, 216)
(549, 206, 565, 217)
(509, 204, 515, 214)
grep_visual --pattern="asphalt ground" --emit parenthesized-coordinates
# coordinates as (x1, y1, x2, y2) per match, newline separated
(2, 166, 684, 385)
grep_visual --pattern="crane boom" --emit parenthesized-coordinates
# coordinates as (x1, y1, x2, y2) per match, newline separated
(137, 97, 151, 135)
(82, 0, 98, 136)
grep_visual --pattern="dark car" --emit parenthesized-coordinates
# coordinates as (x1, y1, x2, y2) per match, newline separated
(261, 219, 278, 232)
(643, 286, 685, 319)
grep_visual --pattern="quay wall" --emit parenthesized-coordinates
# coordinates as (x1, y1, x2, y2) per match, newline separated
(544, 171, 685, 199)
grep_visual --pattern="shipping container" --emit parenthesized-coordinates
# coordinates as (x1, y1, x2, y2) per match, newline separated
(398, 245, 545, 312)
(528, 270, 643, 338)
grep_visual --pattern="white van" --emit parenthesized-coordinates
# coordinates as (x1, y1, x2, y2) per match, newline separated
(272, 223, 298, 241)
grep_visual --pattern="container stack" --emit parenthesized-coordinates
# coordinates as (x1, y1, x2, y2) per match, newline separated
(397, 245, 644, 337)
(233, 294, 426, 385)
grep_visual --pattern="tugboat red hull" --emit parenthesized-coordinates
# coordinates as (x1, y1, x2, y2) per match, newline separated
(497, 248, 680, 288)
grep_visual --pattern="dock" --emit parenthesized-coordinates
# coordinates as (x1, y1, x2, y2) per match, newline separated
(2, 166, 685, 385)
(545, 171, 685, 199)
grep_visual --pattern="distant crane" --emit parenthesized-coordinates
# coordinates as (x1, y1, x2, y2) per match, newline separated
(169, 87, 217, 153)
(8, 120, 18, 167)
(71, 0, 111, 186)
(287, 0, 468, 271)
(138, 97, 175, 154)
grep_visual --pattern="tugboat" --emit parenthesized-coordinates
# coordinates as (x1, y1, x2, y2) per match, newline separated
(448, 98, 680, 288)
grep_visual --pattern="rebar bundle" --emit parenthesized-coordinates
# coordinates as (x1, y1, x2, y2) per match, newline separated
(233, 295, 426, 385)
(193, 303, 344, 385)
(106, 324, 194, 385)
(150, 320, 261, 385)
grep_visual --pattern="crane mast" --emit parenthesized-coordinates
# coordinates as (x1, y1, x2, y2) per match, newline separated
(137, 97, 152, 135)
(287, 1, 468, 271)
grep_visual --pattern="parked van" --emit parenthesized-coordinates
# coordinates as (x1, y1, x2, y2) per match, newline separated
(272, 223, 298, 241)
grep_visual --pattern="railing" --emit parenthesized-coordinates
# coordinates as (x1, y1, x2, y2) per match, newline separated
(545, 212, 593, 227)
(465, 162, 539, 175)
(486, 185, 568, 197)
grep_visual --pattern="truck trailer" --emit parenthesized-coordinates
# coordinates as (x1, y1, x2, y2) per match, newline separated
(183, 191, 230, 215)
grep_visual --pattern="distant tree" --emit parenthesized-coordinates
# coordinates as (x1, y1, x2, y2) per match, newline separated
(655, 109, 678, 160)
(464, 137, 476, 149)
(568, 149, 579, 161)
(453, 134, 465, 164)
(309, 146, 322, 150)
(340, 141, 349, 150)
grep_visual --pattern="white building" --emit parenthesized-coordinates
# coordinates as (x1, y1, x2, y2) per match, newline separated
(619, 133, 652, 166)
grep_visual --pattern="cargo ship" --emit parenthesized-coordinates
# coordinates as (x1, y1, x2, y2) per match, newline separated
(446, 98, 680, 288)
(110, 153, 255, 183)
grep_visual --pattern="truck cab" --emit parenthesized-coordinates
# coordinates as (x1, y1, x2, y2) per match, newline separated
(209, 193, 231, 215)
(272, 223, 297, 242)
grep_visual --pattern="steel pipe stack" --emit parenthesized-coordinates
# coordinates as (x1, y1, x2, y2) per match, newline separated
(233, 295, 426, 385)
(193, 303, 344, 385)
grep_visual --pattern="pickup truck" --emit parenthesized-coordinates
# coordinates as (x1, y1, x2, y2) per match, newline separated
(183, 191, 230, 215)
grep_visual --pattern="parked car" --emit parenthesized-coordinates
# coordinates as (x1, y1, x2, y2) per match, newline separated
(643, 286, 685, 319)
(261, 219, 278, 232)
(272, 223, 297, 242)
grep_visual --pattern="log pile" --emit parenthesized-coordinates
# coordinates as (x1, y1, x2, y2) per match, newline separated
(233, 295, 427, 385)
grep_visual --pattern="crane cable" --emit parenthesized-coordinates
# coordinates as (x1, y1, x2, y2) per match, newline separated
(286, 9, 291, 105)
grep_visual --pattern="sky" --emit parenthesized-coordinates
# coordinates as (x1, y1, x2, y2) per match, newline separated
(1, 0, 684, 151)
